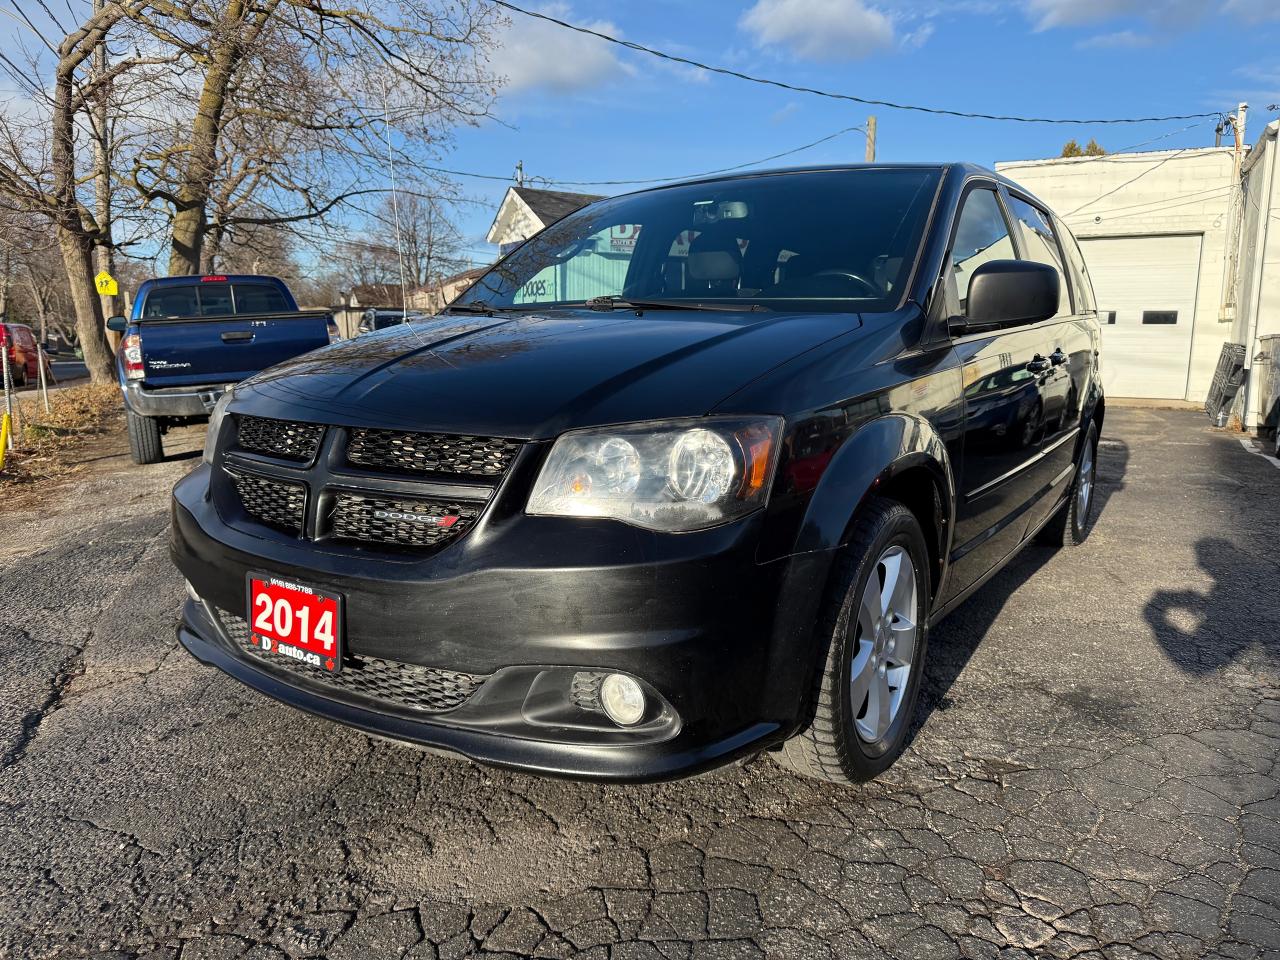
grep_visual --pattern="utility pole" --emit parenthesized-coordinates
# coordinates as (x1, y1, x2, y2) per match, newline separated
(515, 160, 525, 187)
(1219, 102, 1248, 324)
(865, 116, 877, 163)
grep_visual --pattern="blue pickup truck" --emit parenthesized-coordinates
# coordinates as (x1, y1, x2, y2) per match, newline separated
(106, 275, 336, 464)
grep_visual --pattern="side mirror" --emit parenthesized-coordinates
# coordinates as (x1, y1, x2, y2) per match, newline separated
(106, 315, 128, 333)
(953, 260, 1059, 332)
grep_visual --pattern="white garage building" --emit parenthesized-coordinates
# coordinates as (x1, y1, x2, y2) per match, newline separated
(997, 147, 1236, 404)
(997, 121, 1280, 429)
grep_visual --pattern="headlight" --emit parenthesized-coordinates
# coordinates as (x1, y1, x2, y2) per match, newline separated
(203, 390, 234, 464)
(527, 417, 783, 532)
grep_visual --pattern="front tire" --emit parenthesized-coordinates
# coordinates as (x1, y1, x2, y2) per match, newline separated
(1037, 420, 1099, 547)
(774, 498, 930, 784)
(126, 411, 164, 465)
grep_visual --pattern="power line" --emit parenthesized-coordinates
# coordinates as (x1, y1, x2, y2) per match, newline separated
(489, 0, 1223, 126)
(1061, 148, 1195, 216)
(423, 124, 866, 190)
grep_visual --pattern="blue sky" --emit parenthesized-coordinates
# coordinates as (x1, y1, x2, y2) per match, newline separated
(3, 0, 1279, 275)
(444, 0, 1280, 264)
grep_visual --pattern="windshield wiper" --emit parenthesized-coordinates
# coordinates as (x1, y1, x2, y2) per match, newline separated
(584, 295, 765, 313)
(444, 301, 499, 314)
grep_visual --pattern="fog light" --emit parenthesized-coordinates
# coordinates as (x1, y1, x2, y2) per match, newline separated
(600, 673, 646, 726)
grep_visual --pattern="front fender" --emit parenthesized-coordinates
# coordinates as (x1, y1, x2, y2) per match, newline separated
(793, 412, 955, 556)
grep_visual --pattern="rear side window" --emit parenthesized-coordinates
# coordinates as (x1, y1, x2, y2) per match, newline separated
(234, 284, 290, 313)
(1006, 195, 1071, 317)
(1053, 216, 1096, 313)
(948, 188, 1016, 316)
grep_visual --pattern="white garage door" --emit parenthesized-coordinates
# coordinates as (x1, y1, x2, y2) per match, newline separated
(1079, 234, 1202, 400)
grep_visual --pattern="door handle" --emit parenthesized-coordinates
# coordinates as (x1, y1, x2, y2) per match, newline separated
(1026, 356, 1051, 374)
(221, 331, 254, 343)
(1050, 348, 1068, 366)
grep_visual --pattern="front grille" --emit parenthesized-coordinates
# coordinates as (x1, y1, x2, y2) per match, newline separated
(237, 416, 324, 462)
(330, 493, 480, 548)
(346, 428, 520, 479)
(226, 468, 306, 534)
(217, 611, 488, 713)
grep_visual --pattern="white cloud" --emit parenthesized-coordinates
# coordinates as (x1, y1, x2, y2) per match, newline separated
(900, 21, 936, 48)
(1221, 0, 1280, 22)
(1076, 29, 1154, 47)
(1025, 0, 1274, 30)
(740, 0, 896, 61)
(492, 3, 633, 94)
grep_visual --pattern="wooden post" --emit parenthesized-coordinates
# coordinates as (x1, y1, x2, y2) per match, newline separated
(865, 116, 877, 163)
(37, 344, 51, 413)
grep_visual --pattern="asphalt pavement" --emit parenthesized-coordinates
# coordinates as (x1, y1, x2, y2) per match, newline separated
(0, 408, 1276, 960)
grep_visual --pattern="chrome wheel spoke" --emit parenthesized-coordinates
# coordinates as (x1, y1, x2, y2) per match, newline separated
(877, 550, 903, 617)
(849, 641, 874, 709)
(852, 543, 919, 746)
(872, 668, 892, 740)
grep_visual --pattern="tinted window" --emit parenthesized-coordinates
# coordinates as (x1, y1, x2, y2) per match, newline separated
(1007, 196, 1071, 317)
(460, 169, 942, 313)
(1053, 216, 1095, 313)
(198, 283, 234, 316)
(234, 284, 290, 313)
(143, 287, 200, 318)
(948, 189, 1016, 316)
(1142, 310, 1178, 325)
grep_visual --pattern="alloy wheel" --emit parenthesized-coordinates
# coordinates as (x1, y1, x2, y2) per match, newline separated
(850, 545, 919, 744)
(1076, 438, 1095, 522)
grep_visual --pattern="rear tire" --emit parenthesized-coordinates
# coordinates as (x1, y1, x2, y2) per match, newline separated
(1037, 420, 1098, 547)
(11, 362, 26, 387)
(774, 497, 930, 784)
(126, 411, 164, 465)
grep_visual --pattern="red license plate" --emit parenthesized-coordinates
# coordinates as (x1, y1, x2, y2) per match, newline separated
(247, 574, 343, 673)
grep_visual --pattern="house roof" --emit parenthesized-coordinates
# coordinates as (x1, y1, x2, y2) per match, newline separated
(511, 187, 605, 225)
(486, 186, 604, 246)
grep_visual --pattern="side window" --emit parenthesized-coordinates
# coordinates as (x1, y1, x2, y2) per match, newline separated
(948, 188, 1016, 316)
(1053, 216, 1096, 313)
(1006, 196, 1071, 317)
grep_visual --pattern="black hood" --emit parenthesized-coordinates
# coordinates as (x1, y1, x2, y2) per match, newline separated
(232, 308, 861, 438)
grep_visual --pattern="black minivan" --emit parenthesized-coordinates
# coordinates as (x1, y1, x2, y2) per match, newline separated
(171, 164, 1103, 784)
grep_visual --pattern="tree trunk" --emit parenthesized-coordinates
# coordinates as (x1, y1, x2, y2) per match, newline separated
(51, 36, 114, 382)
(57, 225, 114, 381)
(200, 222, 224, 273)
(167, 0, 246, 275)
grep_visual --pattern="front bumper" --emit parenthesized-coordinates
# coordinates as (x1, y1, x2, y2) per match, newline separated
(171, 464, 831, 781)
(123, 381, 229, 418)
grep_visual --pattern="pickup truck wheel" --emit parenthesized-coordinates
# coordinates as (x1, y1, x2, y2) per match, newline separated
(774, 498, 929, 784)
(126, 410, 164, 465)
(1036, 420, 1098, 547)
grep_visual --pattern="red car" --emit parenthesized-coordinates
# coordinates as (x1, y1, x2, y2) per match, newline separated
(0, 323, 47, 387)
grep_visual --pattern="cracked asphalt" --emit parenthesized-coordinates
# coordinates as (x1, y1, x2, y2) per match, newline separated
(0, 406, 1277, 960)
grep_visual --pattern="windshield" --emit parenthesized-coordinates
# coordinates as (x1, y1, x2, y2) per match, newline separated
(459, 168, 942, 314)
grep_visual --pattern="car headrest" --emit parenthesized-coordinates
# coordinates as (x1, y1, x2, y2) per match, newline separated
(687, 233, 742, 282)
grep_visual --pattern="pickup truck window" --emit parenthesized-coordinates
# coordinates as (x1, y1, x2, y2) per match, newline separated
(463, 168, 942, 313)
(141, 282, 291, 318)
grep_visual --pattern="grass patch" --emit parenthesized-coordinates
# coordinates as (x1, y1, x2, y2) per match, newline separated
(0, 382, 123, 492)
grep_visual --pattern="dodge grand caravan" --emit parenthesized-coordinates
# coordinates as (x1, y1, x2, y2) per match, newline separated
(171, 164, 1103, 784)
